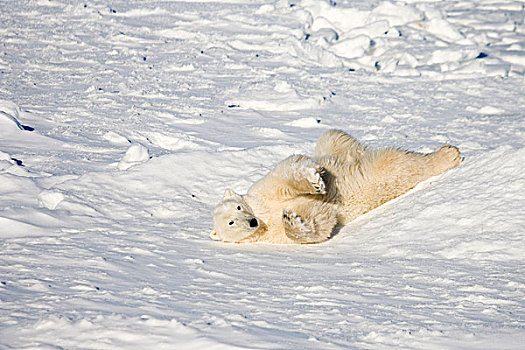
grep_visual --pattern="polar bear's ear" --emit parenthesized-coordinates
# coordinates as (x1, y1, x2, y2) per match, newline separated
(223, 189, 236, 200)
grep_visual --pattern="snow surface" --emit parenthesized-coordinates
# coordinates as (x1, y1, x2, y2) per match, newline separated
(1, 0, 524, 349)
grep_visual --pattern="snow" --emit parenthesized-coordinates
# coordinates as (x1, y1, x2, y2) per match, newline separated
(118, 144, 150, 170)
(297, 0, 525, 76)
(0, 0, 524, 349)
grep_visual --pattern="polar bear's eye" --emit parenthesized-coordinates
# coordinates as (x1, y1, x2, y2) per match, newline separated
(237, 206, 241, 210)
(229, 221, 234, 225)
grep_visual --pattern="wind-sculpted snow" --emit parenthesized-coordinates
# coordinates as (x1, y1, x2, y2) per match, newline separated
(0, 0, 524, 349)
(286, 0, 525, 77)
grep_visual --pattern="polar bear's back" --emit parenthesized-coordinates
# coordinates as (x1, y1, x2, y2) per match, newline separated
(313, 130, 461, 225)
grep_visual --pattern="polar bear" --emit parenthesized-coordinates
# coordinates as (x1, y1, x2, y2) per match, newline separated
(211, 129, 461, 244)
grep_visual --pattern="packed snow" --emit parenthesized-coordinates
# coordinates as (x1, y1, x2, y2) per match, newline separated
(1, 0, 524, 349)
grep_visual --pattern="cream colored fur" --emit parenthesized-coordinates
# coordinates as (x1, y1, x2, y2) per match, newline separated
(211, 129, 461, 244)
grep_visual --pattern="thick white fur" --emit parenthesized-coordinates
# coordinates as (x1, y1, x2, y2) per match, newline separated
(211, 129, 461, 244)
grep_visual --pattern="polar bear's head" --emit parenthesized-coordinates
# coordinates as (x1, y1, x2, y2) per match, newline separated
(210, 189, 266, 243)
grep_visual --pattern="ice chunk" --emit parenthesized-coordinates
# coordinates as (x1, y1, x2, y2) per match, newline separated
(422, 18, 464, 42)
(38, 190, 65, 210)
(303, 0, 367, 32)
(368, 1, 423, 27)
(330, 35, 371, 59)
(428, 48, 478, 65)
(118, 144, 150, 170)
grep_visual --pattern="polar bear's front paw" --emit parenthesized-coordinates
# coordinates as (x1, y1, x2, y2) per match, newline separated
(282, 209, 317, 243)
(295, 164, 326, 195)
(288, 156, 326, 195)
(305, 167, 326, 194)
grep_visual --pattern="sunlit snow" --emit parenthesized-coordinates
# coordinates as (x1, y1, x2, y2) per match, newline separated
(1, 0, 524, 349)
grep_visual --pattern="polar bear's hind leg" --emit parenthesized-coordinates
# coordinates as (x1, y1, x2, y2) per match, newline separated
(314, 129, 365, 161)
(429, 145, 461, 173)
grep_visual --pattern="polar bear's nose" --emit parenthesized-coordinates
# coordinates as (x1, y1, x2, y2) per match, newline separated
(250, 218, 258, 228)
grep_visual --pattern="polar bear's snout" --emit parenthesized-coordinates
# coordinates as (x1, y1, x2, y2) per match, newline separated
(249, 218, 258, 228)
